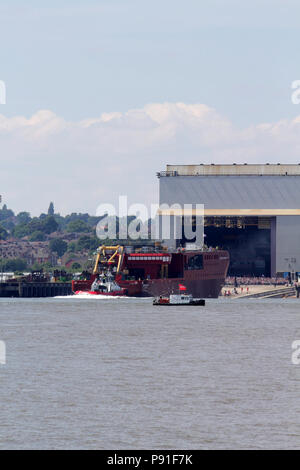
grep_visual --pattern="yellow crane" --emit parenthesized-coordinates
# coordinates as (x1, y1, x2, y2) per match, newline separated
(93, 245, 124, 275)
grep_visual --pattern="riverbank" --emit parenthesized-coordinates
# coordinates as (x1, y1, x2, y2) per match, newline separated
(221, 284, 296, 299)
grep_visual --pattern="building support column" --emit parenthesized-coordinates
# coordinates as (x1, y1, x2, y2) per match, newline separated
(270, 217, 276, 277)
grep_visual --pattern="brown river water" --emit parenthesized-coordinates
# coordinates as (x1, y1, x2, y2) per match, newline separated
(0, 296, 299, 449)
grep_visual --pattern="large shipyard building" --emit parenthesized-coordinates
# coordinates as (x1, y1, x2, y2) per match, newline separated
(158, 164, 300, 277)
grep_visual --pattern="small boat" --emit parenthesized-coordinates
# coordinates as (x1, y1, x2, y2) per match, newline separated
(153, 294, 205, 306)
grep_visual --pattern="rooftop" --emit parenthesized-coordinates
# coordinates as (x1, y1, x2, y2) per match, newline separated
(158, 164, 300, 177)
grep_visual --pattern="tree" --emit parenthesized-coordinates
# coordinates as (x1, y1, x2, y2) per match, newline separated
(27, 218, 43, 233)
(42, 216, 59, 234)
(87, 215, 103, 227)
(13, 223, 30, 239)
(1, 258, 27, 272)
(76, 235, 99, 251)
(71, 262, 81, 270)
(0, 225, 8, 240)
(0, 204, 14, 221)
(26, 215, 58, 235)
(0, 218, 14, 231)
(30, 261, 52, 271)
(66, 220, 90, 233)
(16, 211, 31, 225)
(29, 230, 46, 241)
(65, 213, 90, 225)
(49, 238, 68, 257)
(53, 214, 66, 230)
(67, 242, 76, 253)
(48, 202, 54, 216)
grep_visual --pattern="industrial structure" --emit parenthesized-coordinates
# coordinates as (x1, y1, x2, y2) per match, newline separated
(158, 164, 300, 277)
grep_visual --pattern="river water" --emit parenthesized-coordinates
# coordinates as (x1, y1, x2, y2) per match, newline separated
(0, 296, 299, 449)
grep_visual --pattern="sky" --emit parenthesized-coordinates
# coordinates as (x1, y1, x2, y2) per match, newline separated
(1, 0, 300, 215)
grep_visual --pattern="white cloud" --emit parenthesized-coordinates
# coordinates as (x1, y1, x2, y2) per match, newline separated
(1, 102, 300, 215)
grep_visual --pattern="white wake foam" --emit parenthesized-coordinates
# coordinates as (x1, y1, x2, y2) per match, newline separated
(54, 293, 138, 300)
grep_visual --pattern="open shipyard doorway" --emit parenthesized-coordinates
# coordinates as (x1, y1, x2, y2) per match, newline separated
(204, 217, 272, 277)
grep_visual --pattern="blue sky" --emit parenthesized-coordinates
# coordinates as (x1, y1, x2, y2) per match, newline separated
(1, 1, 300, 214)
(2, 0, 300, 124)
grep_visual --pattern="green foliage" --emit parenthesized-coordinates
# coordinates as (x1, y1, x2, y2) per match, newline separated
(87, 216, 102, 227)
(64, 213, 102, 228)
(0, 258, 27, 272)
(27, 218, 43, 232)
(13, 223, 30, 239)
(16, 211, 31, 225)
(66, 219, 90, 233)
(30, 262, 44, 271)
(29, 261, 53, 272)
(65, 213, 89, 224)
(0, 225, 8, 240)
(53, 214, 67, 230)
(0, 205, 130, 269)
(67, 242, 76, 253)
(42, 216, 59, 234)
(76, 235, 99, 251)
(0, 219, 14, 231)
(29, 230, 46, 241)
(25, 216, 58, 236)
(48, 202, 54, 216)
(6, 204, 103, 242)
(0, 204, 14, 221)
(71, 262, 81, 270)
(49, 238, 68, 257)
(44, 261, 52, 269)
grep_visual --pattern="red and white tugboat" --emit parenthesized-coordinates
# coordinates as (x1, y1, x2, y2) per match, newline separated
(153, 284, 205, 306)
(74, 271, 127, 296)
(153, 294, 205, 306)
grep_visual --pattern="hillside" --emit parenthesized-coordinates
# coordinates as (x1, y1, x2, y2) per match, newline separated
(0, 202, 151, 272)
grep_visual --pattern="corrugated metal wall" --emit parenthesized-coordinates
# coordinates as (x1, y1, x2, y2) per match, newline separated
(276, 216, 300, 272)
(160, 175, 300, 210)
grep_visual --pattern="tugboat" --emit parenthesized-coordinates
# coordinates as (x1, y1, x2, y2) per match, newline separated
(74, 271, 127, 296)
(153, 294, 205, 306)
(153, 284, 205, 306)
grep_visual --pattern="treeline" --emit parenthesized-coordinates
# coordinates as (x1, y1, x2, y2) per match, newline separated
(0, 202, 102, 240)
(49, 235, 101, 257)
(0, 258, 28, 272)
(0, 257, 86, 273)
(0, 202, 151, 243)
(0, 203, 157, 273)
